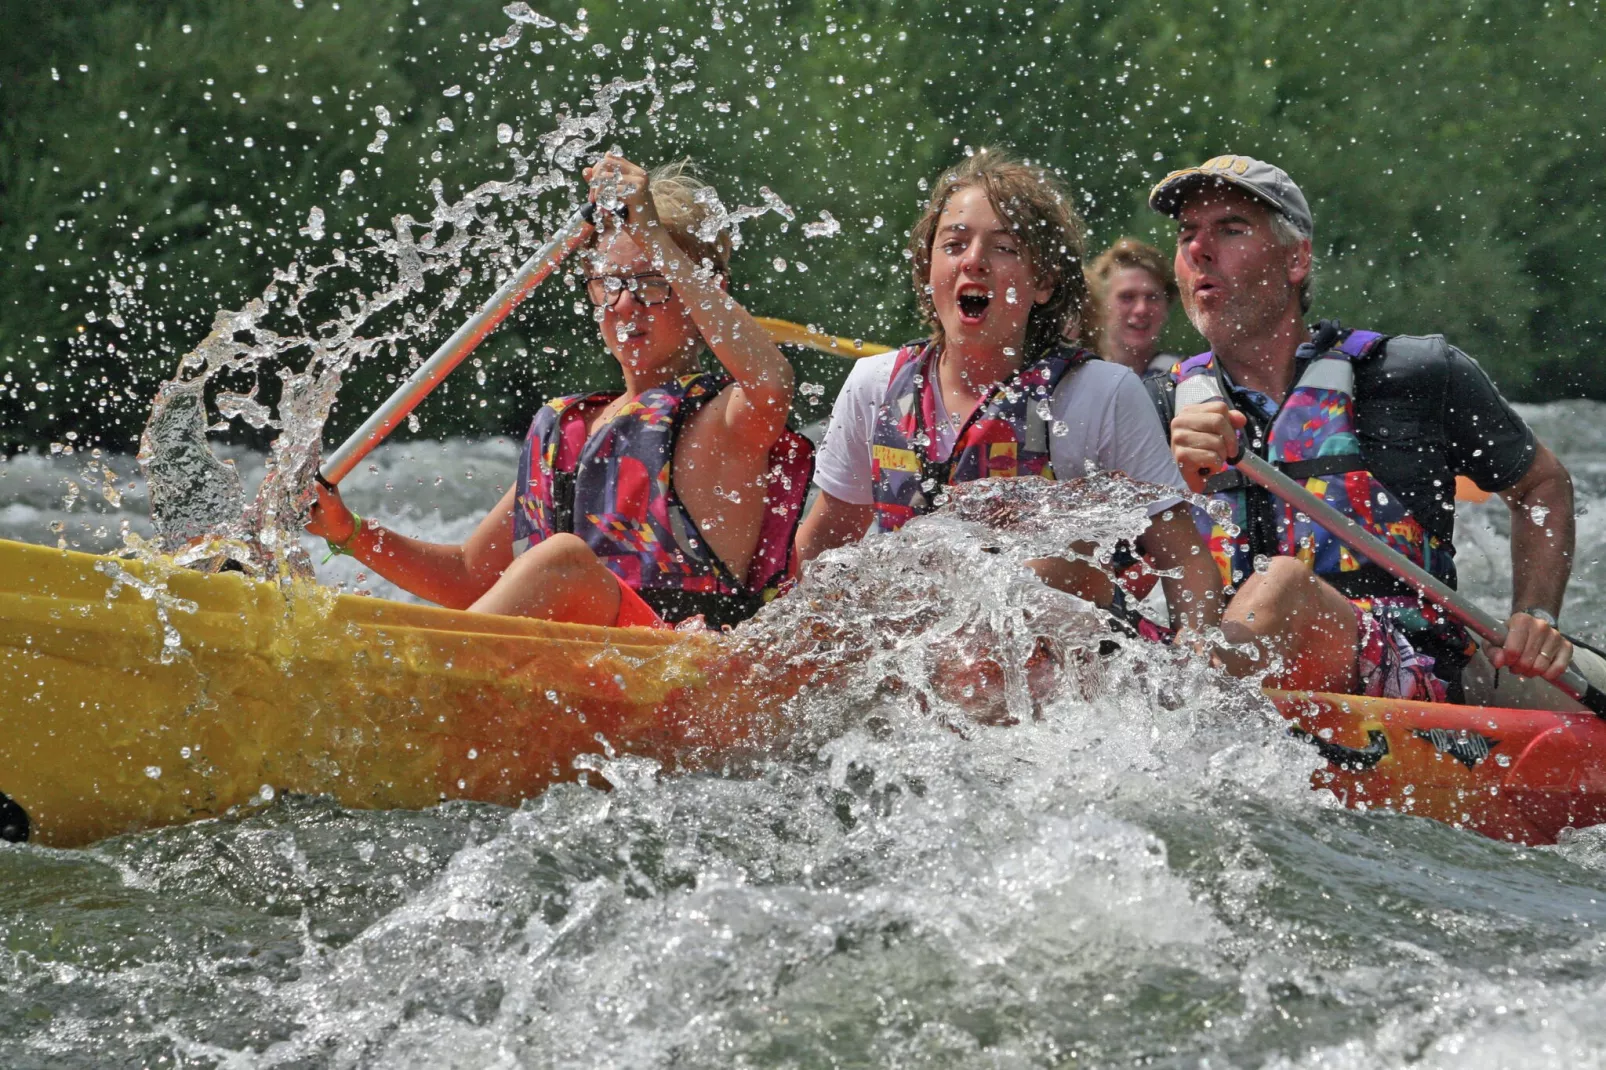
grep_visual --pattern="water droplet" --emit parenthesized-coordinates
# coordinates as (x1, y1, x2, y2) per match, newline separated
(145, 766, 162, 779)
(497, 123, 514, 144)
(772, 257, 787, 272)
(300, 207, 326, 242)
(802, 210, 840, 239)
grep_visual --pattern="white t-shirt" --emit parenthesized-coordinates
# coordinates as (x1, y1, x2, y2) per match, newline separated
(813, 349, 1186, 514)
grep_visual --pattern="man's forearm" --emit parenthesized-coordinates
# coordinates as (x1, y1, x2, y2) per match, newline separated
(1508, 474, 1574, 617)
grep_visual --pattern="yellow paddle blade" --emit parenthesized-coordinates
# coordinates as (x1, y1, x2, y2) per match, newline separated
(755, 316, 892, 359)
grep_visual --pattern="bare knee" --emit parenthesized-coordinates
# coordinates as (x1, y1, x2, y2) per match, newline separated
(472, 533, 618, 621)
(1227, 555, 1313, 634)
(534, 532, 600, 576)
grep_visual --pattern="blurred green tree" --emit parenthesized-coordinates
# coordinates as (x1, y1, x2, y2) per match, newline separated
(2, 0, 1601, 453)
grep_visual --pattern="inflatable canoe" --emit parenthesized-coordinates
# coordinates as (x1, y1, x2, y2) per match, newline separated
(2, 537, 1603, 848)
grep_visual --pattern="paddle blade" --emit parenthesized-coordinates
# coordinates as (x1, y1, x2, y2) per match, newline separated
(756, 317, 892, 359)
(1456, 475, 1492, 503)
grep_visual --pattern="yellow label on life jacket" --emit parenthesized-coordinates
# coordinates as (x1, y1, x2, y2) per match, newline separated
(871, 444, 920, 474)
(988, 441, 1018, 477)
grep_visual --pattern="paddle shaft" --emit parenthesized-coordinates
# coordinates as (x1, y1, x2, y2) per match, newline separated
(1232, 451, 1606, 715)
(319, 204, 597, 486)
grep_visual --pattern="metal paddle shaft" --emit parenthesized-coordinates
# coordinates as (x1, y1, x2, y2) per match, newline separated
(1232, 451, 1606, 716)
(319, 204, 597, 486)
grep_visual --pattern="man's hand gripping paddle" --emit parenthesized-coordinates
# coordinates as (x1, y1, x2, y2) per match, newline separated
(1230, 450, 1606, 716)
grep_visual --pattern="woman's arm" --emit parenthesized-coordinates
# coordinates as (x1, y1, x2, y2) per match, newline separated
(307, 482, 517, 609)
(587, 155, 796, 449)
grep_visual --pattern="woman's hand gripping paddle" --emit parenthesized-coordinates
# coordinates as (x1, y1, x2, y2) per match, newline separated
(1231, 451, 1606, 717)
(317, 203, 598, 488)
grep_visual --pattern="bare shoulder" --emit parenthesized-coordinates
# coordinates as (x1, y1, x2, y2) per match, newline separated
(682, 381, 776, 461)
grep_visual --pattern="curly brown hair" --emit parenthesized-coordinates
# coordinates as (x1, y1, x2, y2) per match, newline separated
(908, 148, 1087, 361)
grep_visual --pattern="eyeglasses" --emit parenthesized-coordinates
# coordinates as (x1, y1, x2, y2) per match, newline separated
(584, 272, 674, 308)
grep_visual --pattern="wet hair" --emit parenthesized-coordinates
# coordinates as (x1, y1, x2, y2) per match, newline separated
(589, 159, 732, 275)
(908, 147, 1087, 360)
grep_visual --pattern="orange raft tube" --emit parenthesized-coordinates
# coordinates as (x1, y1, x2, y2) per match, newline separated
(1, 536, 1602, 848)
(1277, 690, 1606, 845)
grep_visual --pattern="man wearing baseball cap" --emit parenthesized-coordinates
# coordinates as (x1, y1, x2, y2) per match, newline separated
(1145, 154, 1578, 704)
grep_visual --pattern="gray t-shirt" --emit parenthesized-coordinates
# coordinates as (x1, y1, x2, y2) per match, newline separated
(814, 350, 1186, 514)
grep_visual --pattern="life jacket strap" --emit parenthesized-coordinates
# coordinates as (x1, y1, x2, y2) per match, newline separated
(1203, 455, 1368, 494)
(550, 470, 577, 535)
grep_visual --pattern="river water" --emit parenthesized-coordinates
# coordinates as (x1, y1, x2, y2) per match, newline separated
(3, 403, 1606, 1068)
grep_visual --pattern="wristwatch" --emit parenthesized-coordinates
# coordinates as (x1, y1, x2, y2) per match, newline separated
(1523, 607, 1559, 628)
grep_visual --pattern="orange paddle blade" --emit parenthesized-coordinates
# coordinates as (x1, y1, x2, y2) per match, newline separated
(1456, 475, 1492, 503)
(756, 317, 892, 359)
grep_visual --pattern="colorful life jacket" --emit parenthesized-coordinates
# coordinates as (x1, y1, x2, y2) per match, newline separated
(868, 341, 1091, 533)
(1170, 324, 1465, 655)
(512, 371, 814, 629)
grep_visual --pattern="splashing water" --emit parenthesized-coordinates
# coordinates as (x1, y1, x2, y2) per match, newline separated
(133, 22, 665, 578)
(93, 558, 198, 664)
(12, 413, 1606, 1065)
(802, 209, 841, 239)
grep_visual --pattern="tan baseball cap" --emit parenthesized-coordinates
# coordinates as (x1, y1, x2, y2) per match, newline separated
(1149, 155, 1313, 240)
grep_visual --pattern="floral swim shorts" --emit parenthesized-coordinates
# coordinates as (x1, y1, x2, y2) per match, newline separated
(1352, 601, 1448, 703)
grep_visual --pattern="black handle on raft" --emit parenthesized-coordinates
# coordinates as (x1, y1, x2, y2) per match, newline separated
(1578, 683, 1606, 719)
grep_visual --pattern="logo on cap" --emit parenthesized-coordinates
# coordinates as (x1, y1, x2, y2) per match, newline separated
(1200, 156, 1252, 176)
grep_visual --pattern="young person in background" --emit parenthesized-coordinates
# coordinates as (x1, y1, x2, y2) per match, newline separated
(1086, 238, 1180, 376)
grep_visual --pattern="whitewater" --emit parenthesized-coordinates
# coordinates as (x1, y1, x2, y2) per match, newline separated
(1, 402, 1606, 1067)
(6, 3, 1606, 1064)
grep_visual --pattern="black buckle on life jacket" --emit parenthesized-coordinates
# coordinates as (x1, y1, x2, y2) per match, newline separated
(550, 470, 577, 535)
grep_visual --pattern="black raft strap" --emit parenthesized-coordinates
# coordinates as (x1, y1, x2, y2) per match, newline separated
(638, 587, 766, 630)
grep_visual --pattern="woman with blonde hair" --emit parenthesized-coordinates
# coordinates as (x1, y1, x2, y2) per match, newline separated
(306, 155, 808, 629)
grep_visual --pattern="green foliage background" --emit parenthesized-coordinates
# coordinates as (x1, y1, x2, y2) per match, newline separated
(3, 0, 1602, 452)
